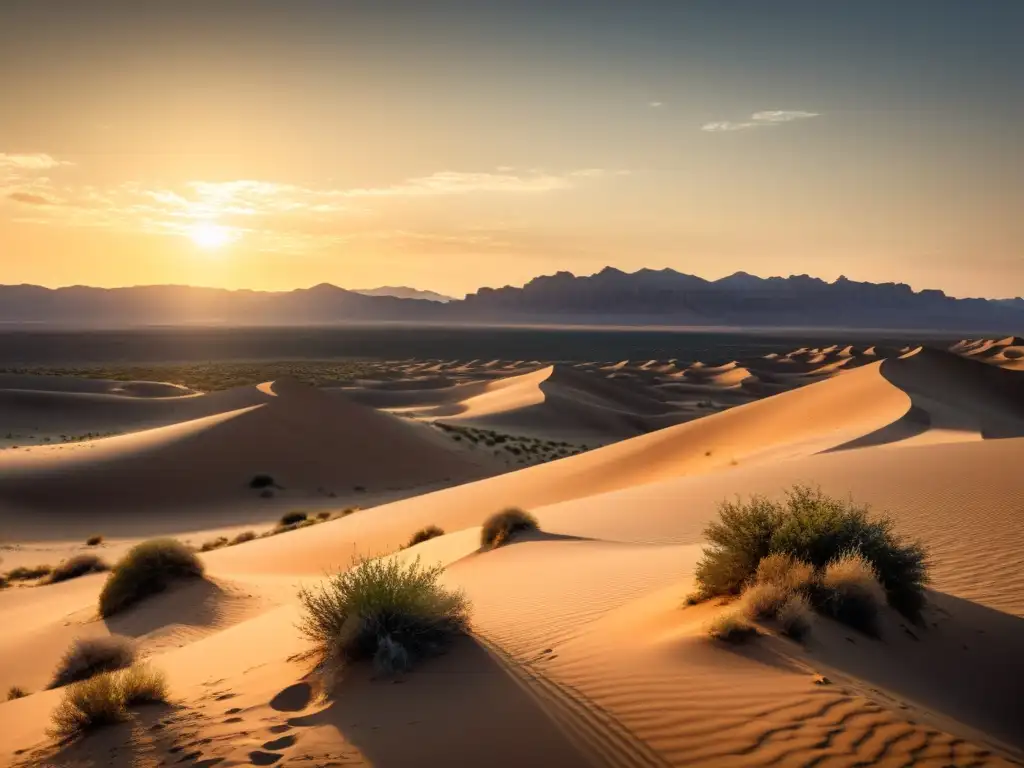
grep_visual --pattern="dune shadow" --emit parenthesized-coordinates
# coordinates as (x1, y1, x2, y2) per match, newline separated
(826, 404, 932, 452)
(103, 577, 227, 638)
(278, 635, 593, 767)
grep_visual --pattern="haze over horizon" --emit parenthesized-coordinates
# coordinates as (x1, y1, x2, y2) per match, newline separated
(2, 1, 1022, 299)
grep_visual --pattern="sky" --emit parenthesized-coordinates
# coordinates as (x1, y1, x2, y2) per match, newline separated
(1, 0, 1022, 299)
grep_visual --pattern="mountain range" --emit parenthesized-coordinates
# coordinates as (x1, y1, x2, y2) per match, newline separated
(1, 268, 1022, 332)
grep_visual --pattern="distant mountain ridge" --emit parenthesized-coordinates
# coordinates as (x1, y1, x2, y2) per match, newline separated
(1, 268, 1022, 331)
(353, 286, 455, 302)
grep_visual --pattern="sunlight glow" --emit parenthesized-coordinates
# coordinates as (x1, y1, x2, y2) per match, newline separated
(187, 222, 237, 250)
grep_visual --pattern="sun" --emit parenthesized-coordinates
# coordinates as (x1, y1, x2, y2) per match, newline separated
(187, 222, 236, 250)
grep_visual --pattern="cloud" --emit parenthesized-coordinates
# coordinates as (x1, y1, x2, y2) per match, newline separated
(701, 110, 819, 132)
(0, 153, 70, 171)
(345, 168, 620, 197)
(8, 191, 58, 206)
(649, 101, 665, 108)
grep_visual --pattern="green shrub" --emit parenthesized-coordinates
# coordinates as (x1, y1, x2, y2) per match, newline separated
(708, 612, 758, 644)
(48, 554, 110, 584)
(406, 525, 445, 548)
(480, 508, 538, 550)
(86, 535, 103, 547)
(7, 564, 52, 581)
(49, 635, 136, 689)
(298, 556, 470, 676)
(279, 510, 308, 526)
(818, 551, 886, 635)
(98, 539, 204, 618)
(695, 486, 928, 621)
(7, 686, 28, 700)
(48, 665, 168, 740)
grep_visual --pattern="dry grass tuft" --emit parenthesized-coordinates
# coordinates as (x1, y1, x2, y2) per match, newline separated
(48, 664, 168, 741)
(819, 550, 886, 635)
(49, 635, 137, 689)
(7, 685, 28, 700)
(48, 554, 110, 584)
(406, 525, 445, 548)
(480, 508, 539, 550)
(777, 594, 814, 640)
(98, 539, 204, 618)
(708, 612, 759, 644)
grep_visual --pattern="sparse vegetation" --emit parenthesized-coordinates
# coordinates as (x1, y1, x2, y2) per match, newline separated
(818, 551, 886, 635)
(6, 564, 53, 581)
(85, 535, 103, 547)
(316, 511, 332, 521)
(406, 525, 445, 548)
(231, 530, 257, 545)
(694, 486, 929, 622)
(279, 510, 308, 526)
(98, 539, 204, 618)
(7, 686, 28, 700)
(48, 664, 168, 741)
(298, 555, 470, 677)
(48, 554, 110, 584)
(708, 612, 759, 644)
(199, 537, 229, 552)
(777, 594, 814, 641)
(49, 635, 136, 689)
(249, 473, 276, 489)
(480, 508, 539, 550)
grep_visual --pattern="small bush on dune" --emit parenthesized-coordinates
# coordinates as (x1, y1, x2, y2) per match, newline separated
(316, 511, 332, 521)
(480, 508, 539, 550)
(298, 556, 470, 677)
(777, 594, 813, 641)
(199, 537, 229, 552)
(406, 525, 445, 548)
(98, 539, 204, 618)
(48, 554, 110, 584)
(740, 581, 791, 621)
(708, 612, 758, 644)
(231, 530, 257, 545)
(7, 564, 53, 581)
(279, 510, 307, 527)
(695, 486, 928, 621)
(7, 686, 28, 700)
(249, 474, 276, 489)
(819, 551, 886, 635)
(49, 635, 136, 689)
(48, 664, 168, 741)
(86, 535, 103, 547)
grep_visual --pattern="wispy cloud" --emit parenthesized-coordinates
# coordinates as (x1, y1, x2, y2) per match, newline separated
(0, 153, 71, 171)
(2, 158, 627, 253)
(649, 101, 665, 108)
(701, 110, 819, 132)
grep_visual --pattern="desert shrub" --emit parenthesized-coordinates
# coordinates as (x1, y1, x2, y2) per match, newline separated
(280, 510, 308, 526)
(298, 555, 470, 676)
(249, 474, 275, 489)
(48, 554, 110, 584)
(7, 564, 52, 581)
(231, 530, 257, 545)
(777, 594, 813, 641)
(818, 551, 886, 635)
(199, 537, 229, 552)
(480, 508, 539, 550)
(98, 539, 204, 618)
(86, 535, 103, 546)
(316, 511, 332, 521)
(695, 486, 928, 621)
(708, 612, 758, 644)
(48, 665, 167, 741)
(49, 635, 136, 689)
(406, 525, 445, 548)
(7, 686, 28, 700)
(740, 581, 791, 621)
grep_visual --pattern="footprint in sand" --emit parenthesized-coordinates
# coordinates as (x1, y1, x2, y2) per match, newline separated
(248, 751, 283, 766)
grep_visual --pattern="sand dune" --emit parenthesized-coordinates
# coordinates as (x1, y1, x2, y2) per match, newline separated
(2, 340, 1024, 767)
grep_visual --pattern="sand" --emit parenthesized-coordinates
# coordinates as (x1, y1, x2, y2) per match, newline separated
(1, 339, 1023, 767)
